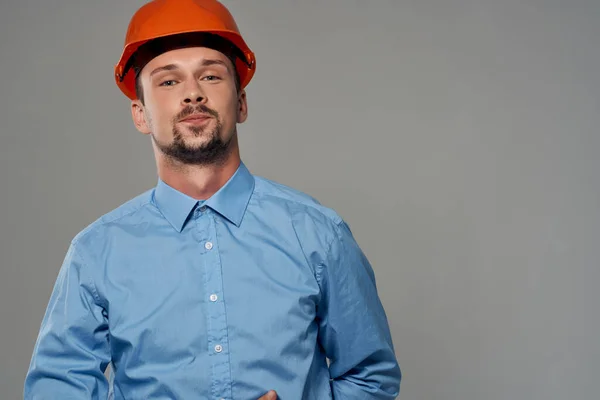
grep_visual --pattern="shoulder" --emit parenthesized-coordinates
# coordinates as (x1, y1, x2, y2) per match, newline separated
(251, 175, 348, 249)
(71, 188, 155, 249)
(253, 175, 343, 225)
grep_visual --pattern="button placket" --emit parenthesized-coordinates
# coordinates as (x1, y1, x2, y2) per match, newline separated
(199, 214, 232, 399)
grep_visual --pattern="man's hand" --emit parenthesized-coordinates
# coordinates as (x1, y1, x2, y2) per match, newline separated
(258, 390, 277, 400)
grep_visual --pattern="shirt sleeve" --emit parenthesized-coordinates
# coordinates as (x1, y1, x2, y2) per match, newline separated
(24, 241, 111, 399)
(316, 220, 401, 399)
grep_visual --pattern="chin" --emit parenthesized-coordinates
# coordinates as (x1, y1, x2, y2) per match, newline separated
(191, 133, 222, 144)
(181, 128, 213, 141)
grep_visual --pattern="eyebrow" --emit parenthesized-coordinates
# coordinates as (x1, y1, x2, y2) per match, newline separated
(201, 59, 230, 71)
(149, 59, 231, 78)
(149, 64, 178, 78)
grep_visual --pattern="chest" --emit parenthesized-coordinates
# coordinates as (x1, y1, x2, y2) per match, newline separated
(98, 219, 321, 362)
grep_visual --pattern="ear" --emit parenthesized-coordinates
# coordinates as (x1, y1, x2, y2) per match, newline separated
(237, 89, 248, 124)
(131, 100, 151, 134)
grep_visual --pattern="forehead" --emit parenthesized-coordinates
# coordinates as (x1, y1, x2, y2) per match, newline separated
(141, 46, 233, 76)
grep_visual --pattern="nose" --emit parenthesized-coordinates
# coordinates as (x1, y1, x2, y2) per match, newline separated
(181, 80, 206, 106)
(183, 94, 204, 105)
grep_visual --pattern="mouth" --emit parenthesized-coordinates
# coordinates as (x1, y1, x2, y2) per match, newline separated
(179, 113, 212, 124)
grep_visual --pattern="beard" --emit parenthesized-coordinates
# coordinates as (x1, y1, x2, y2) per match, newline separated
(151, 104, 233, 166)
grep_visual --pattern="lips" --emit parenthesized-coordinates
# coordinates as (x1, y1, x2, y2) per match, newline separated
(180, 113, 212, 123)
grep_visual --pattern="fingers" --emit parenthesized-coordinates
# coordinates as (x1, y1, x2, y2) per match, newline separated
(258, 389, 277, 400)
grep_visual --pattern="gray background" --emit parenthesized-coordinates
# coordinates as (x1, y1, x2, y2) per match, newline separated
(1, 0, 598, 399)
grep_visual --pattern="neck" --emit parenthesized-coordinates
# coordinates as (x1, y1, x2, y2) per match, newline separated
(155, 139, 241, 200)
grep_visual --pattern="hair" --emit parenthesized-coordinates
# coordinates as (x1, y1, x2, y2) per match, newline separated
(131, 32, 243, 104)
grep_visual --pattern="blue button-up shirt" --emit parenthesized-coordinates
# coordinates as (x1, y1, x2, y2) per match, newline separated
(25, 162, 400, 399)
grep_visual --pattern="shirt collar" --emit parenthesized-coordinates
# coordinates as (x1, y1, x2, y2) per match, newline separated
(152, 162, 255, 232)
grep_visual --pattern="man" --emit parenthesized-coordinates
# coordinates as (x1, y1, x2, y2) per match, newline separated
(24, 0, 401, 399)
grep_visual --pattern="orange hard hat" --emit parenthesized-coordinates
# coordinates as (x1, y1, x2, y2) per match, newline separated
(114, 0, 256, 100)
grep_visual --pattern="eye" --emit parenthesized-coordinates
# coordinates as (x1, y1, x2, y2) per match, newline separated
(202, 75, 221, 82)
(159, 80, 177, 87)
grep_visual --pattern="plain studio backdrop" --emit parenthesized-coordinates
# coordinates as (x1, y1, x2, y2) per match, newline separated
(1, 0, 599, 399)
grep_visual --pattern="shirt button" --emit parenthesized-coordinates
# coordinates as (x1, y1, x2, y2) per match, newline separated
(199, 205, 207, 212)
(214, 344, 223, 353)
(209, 294, 218, 302)
(205, 241, 213, 250)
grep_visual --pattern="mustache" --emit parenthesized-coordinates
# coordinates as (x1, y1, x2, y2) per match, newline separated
(175, 105, 219, 122)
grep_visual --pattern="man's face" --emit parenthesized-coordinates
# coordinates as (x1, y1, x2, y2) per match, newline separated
(131, 46, 247, 166)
